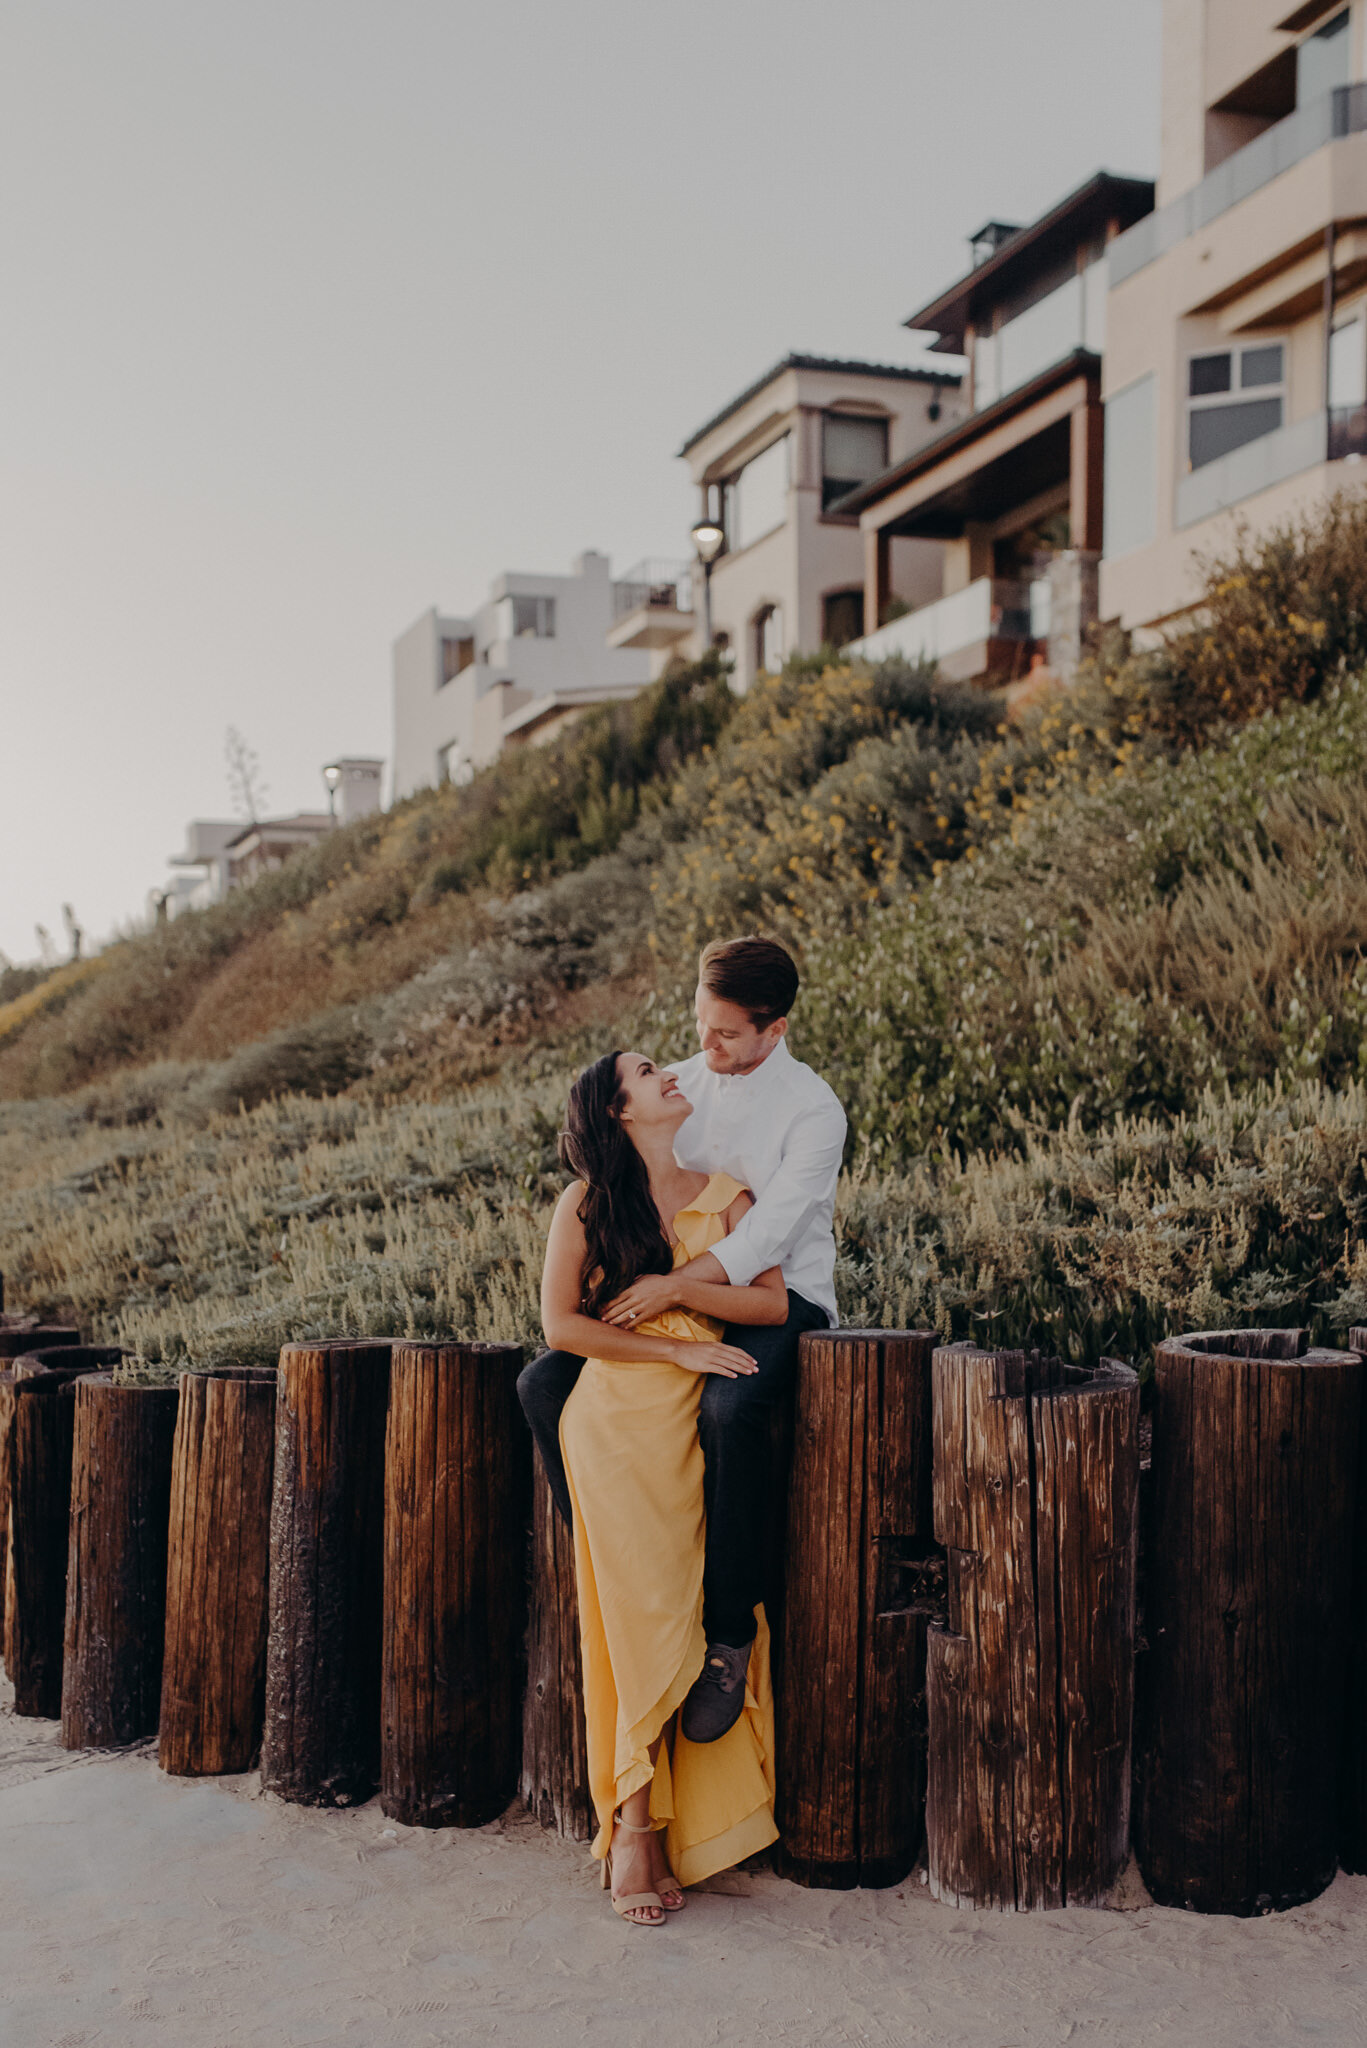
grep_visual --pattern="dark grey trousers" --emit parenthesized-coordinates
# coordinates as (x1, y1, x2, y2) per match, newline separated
(517, 1289, 828, 1648)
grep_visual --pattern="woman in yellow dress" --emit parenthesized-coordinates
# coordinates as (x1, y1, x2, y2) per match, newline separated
(540, 1048, 788, 1926)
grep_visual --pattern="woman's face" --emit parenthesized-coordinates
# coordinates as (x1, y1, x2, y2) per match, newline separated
(614, 1052, 691, 1137)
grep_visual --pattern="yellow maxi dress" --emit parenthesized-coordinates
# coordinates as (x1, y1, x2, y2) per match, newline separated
(559, 1172, 778, 1888)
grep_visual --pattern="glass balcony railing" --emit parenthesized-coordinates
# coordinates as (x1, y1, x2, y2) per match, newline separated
(611, 559, 694, 620)
(1111, 83, 1367, 287)
(849, 576, 1051, 667)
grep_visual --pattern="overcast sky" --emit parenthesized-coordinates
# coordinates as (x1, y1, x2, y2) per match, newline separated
(0, 0, 1161, 965)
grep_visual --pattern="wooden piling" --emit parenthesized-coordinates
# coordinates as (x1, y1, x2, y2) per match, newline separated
(1134, 1329, 1359, 1915)
(520, 1460, 592, 1841)
(61, 1376, 181, 1748)
(926, 1347, 1139, 1912)
(159, 1366, 278, 1777)
(777, 1329, 937, 1890)
(3, 1350, 122, 1712)
(262, 1340, 391, 1806)
(381, 1339, 529, 1828)
(1341, 1325, 1367, 1876)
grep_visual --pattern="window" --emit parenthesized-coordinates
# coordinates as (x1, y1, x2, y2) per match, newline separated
(1104, 375, 1157, 560)
(1298, 9, 1351, 109)
(1185, 343, 1285, 470)
(511, 595, 556, 638)
(821, 414, 888, 510)
(1329, 315, 1366, 411)
(440, 635, 474, 684)
(753, 603, 784, 676)
(822, 589, 865, 648)
(723, 434, 790, 554)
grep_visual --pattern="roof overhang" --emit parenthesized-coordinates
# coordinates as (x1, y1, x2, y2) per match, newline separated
(678, 351, 961, 458)
(832, 351, 1099, 537)
(904, 172, 1155, 349)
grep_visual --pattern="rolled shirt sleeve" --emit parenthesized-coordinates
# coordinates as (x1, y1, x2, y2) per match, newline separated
(708, 1097, 848, 1289)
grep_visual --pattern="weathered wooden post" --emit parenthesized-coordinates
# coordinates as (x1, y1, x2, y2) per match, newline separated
(382, 1339, 529, 1828)
(262, 1339, 391, 1805)
(1340, 1326, 1367, 1876)
(4, 1349, 122, 1713)
(159, 1365, 278, 1777)
(926, 1346, 1139, 1911)
(0, 1325, 79, 1616)
(1134, 1329, 1359, 1915)
(777, 1329, 937, 1889)
(521, 1460, 593, 1841)
(61, 1375, 181, 1748)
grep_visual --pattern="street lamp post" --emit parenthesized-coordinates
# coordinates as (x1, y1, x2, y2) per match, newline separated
(323, 762, 342, 825)
(690, 515, 726, 648)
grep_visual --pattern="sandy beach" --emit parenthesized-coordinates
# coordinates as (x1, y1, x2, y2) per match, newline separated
(1, 1685, 1364, 2048)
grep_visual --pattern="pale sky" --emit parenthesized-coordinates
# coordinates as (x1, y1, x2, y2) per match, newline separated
(0, 0, 1161, 965)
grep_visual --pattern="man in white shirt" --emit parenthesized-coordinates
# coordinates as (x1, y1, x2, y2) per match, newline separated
(519, 935, 846, 1743)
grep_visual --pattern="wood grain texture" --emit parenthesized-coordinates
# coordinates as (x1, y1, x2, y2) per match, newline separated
(5, 1375, 81, 1715)
(1134, 1329, 1360, 1915)
(381, 1340, 529, 1828)
(61, 1376, 180, 1749)
(1339, 1327, 1367, 1875)
(520, 1459, 592, 1841)
(927, 1347, 1139, 1912)
(4, 1350, 121, 1705)
(159, 1366, 278, 1778)
(777, 1329, 936, 1890)
(262, 1340, 392, 1806)
(0, 1330, 80, 1617)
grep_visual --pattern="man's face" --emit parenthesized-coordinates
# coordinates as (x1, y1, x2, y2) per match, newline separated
(693, 984, 786, 1075)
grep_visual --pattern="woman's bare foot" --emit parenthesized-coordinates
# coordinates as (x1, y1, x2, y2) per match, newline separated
(609, 1818, 665, 1925)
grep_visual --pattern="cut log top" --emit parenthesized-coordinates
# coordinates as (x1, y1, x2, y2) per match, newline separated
(0, 1327, 79, 1359)
(1159, 1328, 1359, 1367)
(11, 1347, 126, 1382)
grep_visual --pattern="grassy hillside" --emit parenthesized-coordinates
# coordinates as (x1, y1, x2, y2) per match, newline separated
(2, 498, 1366, 1375)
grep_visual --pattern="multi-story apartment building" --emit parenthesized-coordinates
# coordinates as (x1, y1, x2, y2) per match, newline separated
(1103, 1, 1367, 630)
(837, 174, 1154, 685)
(671, 354, 966, 690)
(391, 551, 652, 797)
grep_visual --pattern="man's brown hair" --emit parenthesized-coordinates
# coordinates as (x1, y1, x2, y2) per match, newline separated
(697, 935, 799, 1027)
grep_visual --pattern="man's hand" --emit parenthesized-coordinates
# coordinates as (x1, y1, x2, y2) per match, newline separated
(602, 1273, 683, 1328)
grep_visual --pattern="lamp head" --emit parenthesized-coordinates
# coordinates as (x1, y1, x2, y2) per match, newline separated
(323, 763, 342, 791)
(691, 518, 726, 566)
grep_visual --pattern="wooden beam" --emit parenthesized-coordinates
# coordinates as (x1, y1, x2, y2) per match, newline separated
(1070, 398, 1105, 555)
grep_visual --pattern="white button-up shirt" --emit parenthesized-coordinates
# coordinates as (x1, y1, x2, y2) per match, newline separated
(670, 1037, 846, 1326)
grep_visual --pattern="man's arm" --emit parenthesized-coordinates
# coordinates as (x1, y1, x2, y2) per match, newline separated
(706, 1096, 847, 1289)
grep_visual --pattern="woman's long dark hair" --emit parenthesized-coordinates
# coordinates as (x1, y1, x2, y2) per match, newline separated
(560, 1050, 673, 1319)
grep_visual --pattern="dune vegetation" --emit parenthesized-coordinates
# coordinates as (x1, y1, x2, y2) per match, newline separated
(1, 499, 1366, 1378)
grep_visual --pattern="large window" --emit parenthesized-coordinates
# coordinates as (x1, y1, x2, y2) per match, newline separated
(511, 595, 556, 638)
(723, 433, 790, 554)
(1186, 342, 1285, 470)
(821, 413, 888, 510)
(1298, 9, 1351, 108)
(1103, 374, 1157, 560)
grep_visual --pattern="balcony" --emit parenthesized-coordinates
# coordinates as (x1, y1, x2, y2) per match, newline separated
(1176, 408, 1328, 527)
(1112, 85, 1367, 285)
(847, 575, 1050, 683)
(606, 558, 695, 652)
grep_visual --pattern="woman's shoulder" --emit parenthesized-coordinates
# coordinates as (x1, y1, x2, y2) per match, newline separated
(685, 1171, 751, 1216)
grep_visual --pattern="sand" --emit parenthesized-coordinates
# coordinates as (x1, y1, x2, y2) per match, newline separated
(2, 1684, 1366, 2048)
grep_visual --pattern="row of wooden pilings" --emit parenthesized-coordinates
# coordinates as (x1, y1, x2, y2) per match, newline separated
(3, 1302, 1366, 1918)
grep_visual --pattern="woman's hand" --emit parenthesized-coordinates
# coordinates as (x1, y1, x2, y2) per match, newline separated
(668, 1339, 758, 1379)
(602, 1274, 682, 1328)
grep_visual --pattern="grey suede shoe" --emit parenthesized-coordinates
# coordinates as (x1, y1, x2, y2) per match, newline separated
(681, 1639, 754, 1744)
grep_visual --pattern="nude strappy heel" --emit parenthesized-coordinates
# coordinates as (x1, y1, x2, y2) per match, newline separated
(603, 1812, 667, 1926)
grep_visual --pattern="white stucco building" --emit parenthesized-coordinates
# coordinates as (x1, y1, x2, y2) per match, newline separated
(391, 551, 653, 798)
(663, 354, 967, 691)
